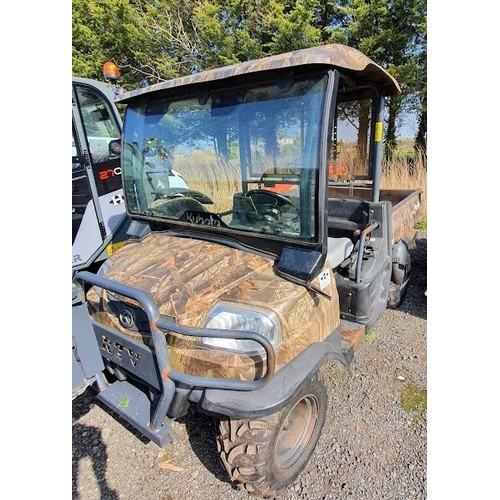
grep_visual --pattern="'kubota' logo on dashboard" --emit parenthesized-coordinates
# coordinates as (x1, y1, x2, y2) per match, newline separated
(185, 211, 222, 227)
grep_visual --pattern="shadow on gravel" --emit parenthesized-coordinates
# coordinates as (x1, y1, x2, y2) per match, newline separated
(72, 390, 151, 500)
(72, 389, 96, 421)
(72, 423, 119, 500)
(398, 236, 427, 321)
(177, 412, 234, 486)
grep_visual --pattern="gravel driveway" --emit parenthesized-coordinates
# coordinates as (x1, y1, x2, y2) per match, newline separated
(72, 232, 427, 500)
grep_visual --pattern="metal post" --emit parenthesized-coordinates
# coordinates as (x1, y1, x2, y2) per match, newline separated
(371, 93, 385, 203)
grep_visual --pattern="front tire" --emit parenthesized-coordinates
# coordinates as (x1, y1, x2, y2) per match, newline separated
(216, 372, 328, 497)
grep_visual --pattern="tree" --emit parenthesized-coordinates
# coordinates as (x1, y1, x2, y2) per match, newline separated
(73, 0, 147, 88)
(191, 0, 323, 69)
(73, 0, 324, 85)
(325, 0, 427, 158)
(73, 0, 426, 154)
(413, 18, 427, 156)
(72, 0, 202, 88)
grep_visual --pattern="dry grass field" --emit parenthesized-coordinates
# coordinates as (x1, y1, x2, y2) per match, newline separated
(381, 147, 427, 224)
(173, 142, 428, 224)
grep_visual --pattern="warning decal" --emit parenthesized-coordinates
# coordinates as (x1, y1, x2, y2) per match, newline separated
(318, 269, 331, 291)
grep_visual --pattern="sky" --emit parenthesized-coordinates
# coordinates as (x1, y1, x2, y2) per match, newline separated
(397, 110, 418, 139)
(3, 3, 499, 498)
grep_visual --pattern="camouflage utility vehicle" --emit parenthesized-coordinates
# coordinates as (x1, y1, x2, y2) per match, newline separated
(73, 44, 422, 497)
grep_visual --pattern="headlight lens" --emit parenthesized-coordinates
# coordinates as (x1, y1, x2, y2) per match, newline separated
(201, 302, 282, 354)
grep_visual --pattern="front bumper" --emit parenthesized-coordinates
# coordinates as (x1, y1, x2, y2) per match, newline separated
(75, 270, 352, 443)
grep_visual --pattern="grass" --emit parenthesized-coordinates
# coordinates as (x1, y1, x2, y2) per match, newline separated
(174, 154, 241, 213)
(416, 216, 427, 232)
(170, 140, 427, 223)
(400, 380, 427, 424)
(118, 395, 131, 408)
(364, 330, 378, 343)
(381, 147, 427, 222)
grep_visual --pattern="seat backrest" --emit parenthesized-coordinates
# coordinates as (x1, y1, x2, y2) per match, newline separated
(327, 237, 354, 269)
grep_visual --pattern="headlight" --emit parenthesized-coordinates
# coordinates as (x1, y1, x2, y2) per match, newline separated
(201, 302, 282, 355)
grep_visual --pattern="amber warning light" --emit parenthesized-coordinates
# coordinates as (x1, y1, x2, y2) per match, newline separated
(103, 61, 121, 83)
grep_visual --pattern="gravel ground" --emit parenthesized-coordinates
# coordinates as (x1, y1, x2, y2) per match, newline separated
(72, 232, 427, 500)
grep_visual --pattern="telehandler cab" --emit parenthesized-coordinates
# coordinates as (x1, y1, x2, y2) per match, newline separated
(72, 64, 130, 399)
(72, 66, 127, 272)
(73, 44, 421, 497)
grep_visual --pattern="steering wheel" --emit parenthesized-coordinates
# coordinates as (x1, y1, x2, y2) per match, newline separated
(245, 189, 293, 224)
(245, 189, 293, 207)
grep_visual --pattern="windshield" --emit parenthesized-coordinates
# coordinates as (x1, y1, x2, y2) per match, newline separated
(122, 74, 328, 243)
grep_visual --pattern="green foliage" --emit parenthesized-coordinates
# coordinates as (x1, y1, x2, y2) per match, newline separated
(192, 0, 324, 68)
(228, 142, 239, 160)
(73, 0, 203, 88)
(118, 394, 130, 408)
(72, 0, 145, 87)
(393, 148, 414, 161)
(364, 330, 377, 343)
(416, 216, 427, 232)
(266, 0, 322, 54)
(72, 0, 426, 143)
(400, 380, 427, 424)
(192, 0, 265, 67)
(324, 0, 426, 155)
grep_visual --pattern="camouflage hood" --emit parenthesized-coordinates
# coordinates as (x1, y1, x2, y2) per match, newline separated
(89, 232, 341, 375)
(101, 233, 276, 327)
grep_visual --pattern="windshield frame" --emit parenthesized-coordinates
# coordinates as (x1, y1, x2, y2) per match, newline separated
(121, 69, 338, 256)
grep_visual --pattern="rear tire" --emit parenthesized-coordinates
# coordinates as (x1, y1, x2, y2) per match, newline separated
(216, 372, 327, 497)
(387, 277, 409, 308)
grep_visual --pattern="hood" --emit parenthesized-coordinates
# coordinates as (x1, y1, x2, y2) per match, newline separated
(88, 232, 340, 371)
(99, 233, 276, 327)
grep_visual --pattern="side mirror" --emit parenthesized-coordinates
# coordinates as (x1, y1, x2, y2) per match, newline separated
(277, 247, 325, 282)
